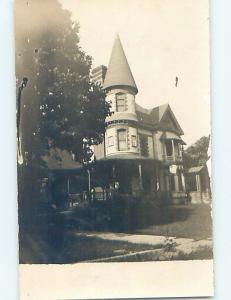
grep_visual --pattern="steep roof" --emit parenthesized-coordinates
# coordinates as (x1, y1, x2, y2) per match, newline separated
(103, 34, 138, 94)
(136, 103, 184, 135)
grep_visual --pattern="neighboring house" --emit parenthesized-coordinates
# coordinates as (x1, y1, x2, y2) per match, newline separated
(91, 35, 187, 204)
(185, 166, 211, 204)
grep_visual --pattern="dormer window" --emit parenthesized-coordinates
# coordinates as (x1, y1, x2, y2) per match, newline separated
(116, 93, 127, 112)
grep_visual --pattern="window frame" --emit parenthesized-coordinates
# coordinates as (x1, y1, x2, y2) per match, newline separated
(131, 135, 137, 147)
(140, 134, 149, 157)
(117, 129, 127, 151)
(116, 93, 127, 112)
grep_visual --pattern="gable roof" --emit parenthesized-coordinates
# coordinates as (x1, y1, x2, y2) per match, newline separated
(135, 103, 184, 135)
(43, 148, 81, 170)
(103, 34, 138, 94)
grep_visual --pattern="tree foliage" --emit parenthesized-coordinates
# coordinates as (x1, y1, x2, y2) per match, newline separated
(15, 0, 111, 226)
(183, 135, 210, 169)
(15, 0, 111, 167)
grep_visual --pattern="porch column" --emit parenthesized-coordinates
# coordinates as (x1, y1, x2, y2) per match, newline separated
(67, 177, 70, 194)
(181, 173, 186, 191)
(155, 164, 160, 192)
(112, 164, 116, 190)
(165, 174, 170, 191)
(196, 174, 201, 192)
(67, 177, 71, 207)
(178, 143, 181, 158)
(171, 139, 175, 161)
(138, 163, 143, 190)
(174, 174, 179, 191)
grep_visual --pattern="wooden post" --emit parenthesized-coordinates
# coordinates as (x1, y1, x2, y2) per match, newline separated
(87, 169, 91, 199)
(171, 139, 175, 161)
(138, 163, 143, 190)
(181, 173, 186, 191)
(67, 177, 70, 194)
(174, 174, 179, 191)
(196, 174, 201, 192)
(112, 164, 116, 191)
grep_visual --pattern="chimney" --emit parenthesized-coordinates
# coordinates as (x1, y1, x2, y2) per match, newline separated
(92, 65, 107, 86)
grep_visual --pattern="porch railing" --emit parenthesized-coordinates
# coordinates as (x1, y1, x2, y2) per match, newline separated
(162, 154, 182, 162)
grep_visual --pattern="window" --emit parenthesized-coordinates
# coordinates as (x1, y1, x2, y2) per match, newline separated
(108, 136, 114, 146)
(165, 140, 173, 156)
(118, 129, 127, 151)
(140, 135, 149, 157)
(116, 93, 126, 112)
(131, 135, 137, 147)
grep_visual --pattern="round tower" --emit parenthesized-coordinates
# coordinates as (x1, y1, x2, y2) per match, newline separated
(103, 35, 139, 156)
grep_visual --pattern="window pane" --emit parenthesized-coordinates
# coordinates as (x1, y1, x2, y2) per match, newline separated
(140, 135, 149, 157)
(118, 130, 126, 140)
(118, 130, 127, 151)
(116, 93, 126, 112)
(132, 135, 137, 147)
(166, 140, 172, 156)
(119, 141, 127, 150)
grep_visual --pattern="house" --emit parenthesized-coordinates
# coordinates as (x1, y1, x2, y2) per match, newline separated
(186, 165, 211, 204)
(91, 35, 187, 204)
(43, 35, 188, 207)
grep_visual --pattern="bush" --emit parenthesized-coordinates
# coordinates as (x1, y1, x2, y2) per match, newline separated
(107, 195, 162, 232)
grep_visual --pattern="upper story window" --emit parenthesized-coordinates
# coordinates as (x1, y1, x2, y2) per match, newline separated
(140, 135, 149, 157)
(165, 139, 181, 157)
(165, 140, 173, 156)
(131, 135, 137, 147)
(117, 129, 127, 151)
(116, 93, 127, 112)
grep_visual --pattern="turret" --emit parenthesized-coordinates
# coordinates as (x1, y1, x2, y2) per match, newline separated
(103, 34, 138, 122)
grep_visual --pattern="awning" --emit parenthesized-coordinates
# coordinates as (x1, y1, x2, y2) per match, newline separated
(187, 166, 204, 174)
(160, 132, 186, 145)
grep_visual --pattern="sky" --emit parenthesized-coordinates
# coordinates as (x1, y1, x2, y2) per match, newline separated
(60, 0, 211, 146)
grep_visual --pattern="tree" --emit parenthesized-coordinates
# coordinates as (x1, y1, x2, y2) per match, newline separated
(15, 0, 111, 225)
(16, 0, 110, 166)
(183, 135, 210, 169)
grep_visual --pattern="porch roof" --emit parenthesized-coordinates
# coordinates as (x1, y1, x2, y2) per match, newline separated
(160, 132, 186, 144)
(98, 153, 160, 162)
(187, 166, 204, 174)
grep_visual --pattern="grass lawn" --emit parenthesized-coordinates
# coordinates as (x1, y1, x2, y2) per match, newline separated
(136, 203, 213, 240)
(20, 203, 213, 263)
(20, 231, 160, 264)
(55, 235, 163, 263)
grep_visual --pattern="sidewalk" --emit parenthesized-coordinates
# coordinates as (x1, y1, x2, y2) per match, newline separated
(76, 231, 213, 262)
(76, 231, 194, 246)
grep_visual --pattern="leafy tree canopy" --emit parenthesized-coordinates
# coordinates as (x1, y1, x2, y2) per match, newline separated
(15, 0, 111, 167)
(183, 135, 210, 169)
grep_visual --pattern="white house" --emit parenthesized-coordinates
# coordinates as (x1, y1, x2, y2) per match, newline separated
(92, 35, 187, 204)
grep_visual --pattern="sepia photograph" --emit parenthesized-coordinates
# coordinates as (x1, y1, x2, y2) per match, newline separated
(16, 0, 213, 298)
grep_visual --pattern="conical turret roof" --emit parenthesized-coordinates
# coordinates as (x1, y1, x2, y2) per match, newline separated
(103, 34, 138, 94)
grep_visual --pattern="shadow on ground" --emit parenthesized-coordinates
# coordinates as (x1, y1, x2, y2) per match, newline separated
(19, 203, 213, 264)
